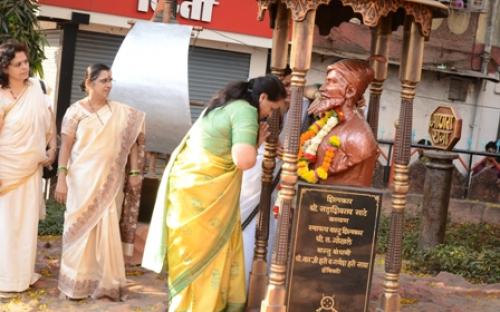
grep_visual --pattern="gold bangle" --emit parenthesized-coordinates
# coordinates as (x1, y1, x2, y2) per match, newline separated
(128, 169, 141, 176)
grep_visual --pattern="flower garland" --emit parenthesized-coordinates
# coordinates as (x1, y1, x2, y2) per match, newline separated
(297, 109, 343, 184)
(272, 109, 344, 219)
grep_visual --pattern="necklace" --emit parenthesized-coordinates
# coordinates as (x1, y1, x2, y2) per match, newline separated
(8, 85, 26, 100)
(86, 98, 110, 126)
(8, 89, 18, 100)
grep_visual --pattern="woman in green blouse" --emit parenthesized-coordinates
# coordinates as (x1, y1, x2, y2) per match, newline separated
(143, 75, 287, 312)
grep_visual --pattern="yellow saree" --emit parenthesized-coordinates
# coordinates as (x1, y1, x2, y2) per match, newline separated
(143, 100, 258, 312)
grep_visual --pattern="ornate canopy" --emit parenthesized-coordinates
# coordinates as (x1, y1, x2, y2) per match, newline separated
(257, 0, 448, 38)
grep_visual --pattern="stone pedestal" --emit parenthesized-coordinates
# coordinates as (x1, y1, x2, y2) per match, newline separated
(419, 150, 458, 250)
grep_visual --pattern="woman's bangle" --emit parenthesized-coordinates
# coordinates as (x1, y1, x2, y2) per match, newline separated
(128, 169, 141, 176)
(57, 166, 68, 174)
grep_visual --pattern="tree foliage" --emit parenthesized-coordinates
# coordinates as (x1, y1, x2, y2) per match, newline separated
(0, 0, 47, 77)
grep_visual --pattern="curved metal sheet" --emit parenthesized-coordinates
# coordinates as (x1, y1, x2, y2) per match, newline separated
(110, 21, 193, 154)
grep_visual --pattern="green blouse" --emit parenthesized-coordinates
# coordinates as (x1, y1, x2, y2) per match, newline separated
(197, 99, 258, 157)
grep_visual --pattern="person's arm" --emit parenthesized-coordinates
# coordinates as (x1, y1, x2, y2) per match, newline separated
(233, 121, 269, 168)
(229, 101, 260, 170)
(232, 144, 257, 170)
(41, 107, 57, 167)
(471, 158, 487, 175)
(54, 106, 78, 204)
(127, 142, 142, 191)
(54, 133, 74, 204)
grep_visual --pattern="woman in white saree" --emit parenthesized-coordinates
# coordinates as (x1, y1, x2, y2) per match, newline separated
(55, 64, 145, 300)
(0, 40, 56, 294)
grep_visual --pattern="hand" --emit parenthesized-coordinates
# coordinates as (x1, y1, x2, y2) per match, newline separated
(127, 175, 142, 194)
(54, 177, 68, 204)
(40, 148, 57, 167)
(258, 122, 270, 146)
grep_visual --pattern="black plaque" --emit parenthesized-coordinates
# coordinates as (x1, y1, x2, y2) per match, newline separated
(287, 183, 382, 312)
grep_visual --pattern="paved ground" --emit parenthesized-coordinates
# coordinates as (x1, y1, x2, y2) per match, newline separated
(1, 235, 499, 312)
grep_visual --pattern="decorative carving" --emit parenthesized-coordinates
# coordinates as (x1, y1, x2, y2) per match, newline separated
(337, 0, 435, 37)
(283, 0, 331, 21)
(260, 0, 439, 37)
(257, 0, 276, 21)
(402, 2, 434, 37)
(340, 0, 399, 26)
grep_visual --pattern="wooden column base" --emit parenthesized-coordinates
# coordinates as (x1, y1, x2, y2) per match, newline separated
(260, 284, 287, 312)
(378, 273, 401, 312)
(246, 259, 269, 310)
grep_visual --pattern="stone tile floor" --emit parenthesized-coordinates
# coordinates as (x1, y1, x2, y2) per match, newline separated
(1, 235, 499, 312)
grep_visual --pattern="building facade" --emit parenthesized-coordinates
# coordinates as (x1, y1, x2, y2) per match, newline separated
(38, 0, 273, 123)
(37, 0, 499, 161)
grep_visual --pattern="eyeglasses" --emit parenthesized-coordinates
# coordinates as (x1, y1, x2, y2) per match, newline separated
(95, 78, 113, 84)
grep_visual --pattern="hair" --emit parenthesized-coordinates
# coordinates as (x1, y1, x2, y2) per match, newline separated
(326, 59, 374, 103)
(80, 63, 111, 92)
(0, 40, 29, 88)
(205, 74, 287, 115)
(417, 139, 432, 146)
(283, 65, 292, 77)
(485, 141, 497, 152)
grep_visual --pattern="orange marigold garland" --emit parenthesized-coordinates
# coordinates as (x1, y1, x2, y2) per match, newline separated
(274, 109, 344, 217)
(297, 109, 343, 183)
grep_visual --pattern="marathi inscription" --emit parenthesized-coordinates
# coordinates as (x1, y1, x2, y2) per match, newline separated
(428, 106, 462, 150)
(287, 184, 382, 312)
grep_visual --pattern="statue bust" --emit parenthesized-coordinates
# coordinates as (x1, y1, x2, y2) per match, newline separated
(299, 59, 378, 187)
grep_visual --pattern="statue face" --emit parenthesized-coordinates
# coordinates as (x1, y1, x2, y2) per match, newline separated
(318, 68, 349, 109)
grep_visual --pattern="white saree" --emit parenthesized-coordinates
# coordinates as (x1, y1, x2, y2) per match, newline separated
(58, 101, 145, 300)
(0, 78, 53, 292)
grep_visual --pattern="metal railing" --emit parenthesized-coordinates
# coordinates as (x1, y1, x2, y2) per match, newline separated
(377, 139, 500, 199)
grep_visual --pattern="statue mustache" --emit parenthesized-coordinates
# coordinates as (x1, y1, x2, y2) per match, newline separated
(319, 97, 345, 108)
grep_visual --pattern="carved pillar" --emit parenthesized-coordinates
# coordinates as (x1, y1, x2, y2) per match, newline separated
(247, 4, 290, 310)
(380, 16, 425, 312)
(368, 16, 392, 139)
(270, 3, 291, 77)
(260, 6, 316, 312)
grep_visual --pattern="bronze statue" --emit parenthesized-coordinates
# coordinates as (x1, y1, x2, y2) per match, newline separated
(299, 59, 378, 187)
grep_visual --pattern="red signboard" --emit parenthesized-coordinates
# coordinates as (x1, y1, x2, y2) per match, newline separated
(39, 0, 272, 38)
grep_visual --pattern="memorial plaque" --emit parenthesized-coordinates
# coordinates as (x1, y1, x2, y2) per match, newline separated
(287, 183, 382, 312)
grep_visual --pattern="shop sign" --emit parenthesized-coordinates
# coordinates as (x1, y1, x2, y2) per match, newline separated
(428, 106, 462, 150)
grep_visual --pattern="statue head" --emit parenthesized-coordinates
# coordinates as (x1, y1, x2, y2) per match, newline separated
(317, 59, 374, 112)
